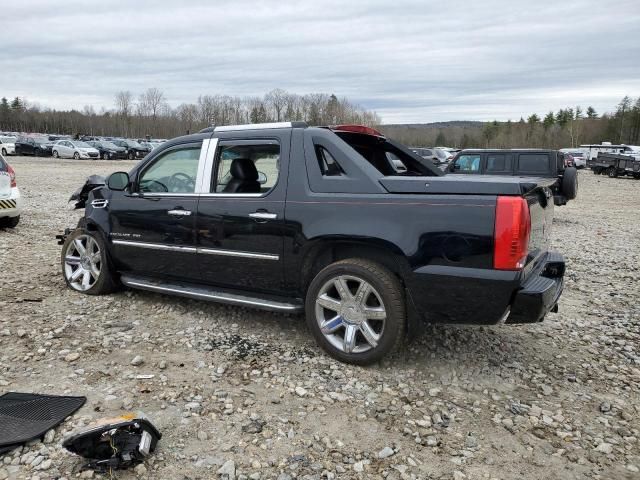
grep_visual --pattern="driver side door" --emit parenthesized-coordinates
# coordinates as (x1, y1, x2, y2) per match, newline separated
(108, 141, 204, 282)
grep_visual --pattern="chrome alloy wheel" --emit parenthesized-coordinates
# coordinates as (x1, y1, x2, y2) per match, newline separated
(315, 275, 386, 354)
(63, 235, 101, 291)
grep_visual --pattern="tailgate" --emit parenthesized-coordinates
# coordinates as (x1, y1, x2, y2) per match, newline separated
(523, 180, 555, 274)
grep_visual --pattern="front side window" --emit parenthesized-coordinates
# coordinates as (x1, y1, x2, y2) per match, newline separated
(213, 141, 280, 194)
(138, 146, 201, 193)
(454, 154, 481, 173)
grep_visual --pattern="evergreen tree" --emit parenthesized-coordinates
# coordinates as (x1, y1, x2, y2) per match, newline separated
(586, 106, 597, 118)
(543, 111, 555, 129)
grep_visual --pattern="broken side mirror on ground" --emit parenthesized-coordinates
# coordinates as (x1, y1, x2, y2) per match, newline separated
(62, 413, 161, 473)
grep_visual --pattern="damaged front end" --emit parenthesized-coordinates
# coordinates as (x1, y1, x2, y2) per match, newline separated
(69, 174, 106, 209)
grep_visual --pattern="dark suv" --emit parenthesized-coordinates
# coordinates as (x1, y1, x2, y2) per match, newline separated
(448, 149, 578, 205)
(112, 140, 148, 159)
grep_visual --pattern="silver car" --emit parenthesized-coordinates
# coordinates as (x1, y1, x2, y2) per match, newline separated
(52, 140, 100, 159)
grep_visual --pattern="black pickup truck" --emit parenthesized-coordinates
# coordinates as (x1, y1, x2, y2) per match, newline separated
(59, 123, 565, 364)
(448, 149, 578, 206)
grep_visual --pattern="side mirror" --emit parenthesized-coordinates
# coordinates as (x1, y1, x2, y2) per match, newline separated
(257, 172, 267, 184)
(107, 172, 129, 191)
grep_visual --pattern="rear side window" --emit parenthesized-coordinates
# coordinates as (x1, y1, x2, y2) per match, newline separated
(315, 146, 344, 176)
(0, 156, 6, 171)
(214, 141, 280, 194)
(486, 154, 512, 172)
(518, 154, 550, 173)
(454, 154, 481, 173)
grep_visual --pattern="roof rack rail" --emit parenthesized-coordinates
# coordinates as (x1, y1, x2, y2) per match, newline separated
(199, 121, 307, 134)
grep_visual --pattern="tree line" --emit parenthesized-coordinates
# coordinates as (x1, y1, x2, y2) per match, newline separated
(380, 96, 640, 149)
(0, 88, 380, 139)
(1, 89, 638, 149)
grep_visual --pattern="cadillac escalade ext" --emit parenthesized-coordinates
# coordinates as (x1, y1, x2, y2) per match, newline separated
(59, 122, 565, 365)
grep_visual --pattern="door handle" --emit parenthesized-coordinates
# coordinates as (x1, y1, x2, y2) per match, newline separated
(249, 212, 277, 220)
(168, 209, 192, 216)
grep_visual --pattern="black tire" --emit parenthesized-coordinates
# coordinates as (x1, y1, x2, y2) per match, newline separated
(561, 166, 578, 200)
(1, 148, 6, 156)
(0, 215, 19, 228)
(593, 167, 601, 175)
(52, 150, 59, 158)
(128, 151, 135, 160)
(633, 173, 640, 180)
(305, 258, 406, 365)
(608, 167, 617, 178)
(73, 152, 80, 160)
(61, 228, 119, 295)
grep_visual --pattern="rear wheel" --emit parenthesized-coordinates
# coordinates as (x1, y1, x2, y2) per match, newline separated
(593, 167, 602, 175)
(608, 167, 617, 178)
(128, 151, 135, 160)
(0, 215, 19, 228)
(561, 167, 578, 200)
(633, 173, 640, 180)
(61, 229, 118, 295)
(305, 258, 405, 365)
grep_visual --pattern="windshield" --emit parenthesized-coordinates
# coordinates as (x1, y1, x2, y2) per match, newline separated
(101, 141, 118, 148)
(73, 141, 92, 148)
(34, 137, 49, 144)
(435, 149, 449, 159)
(127, 140, 142, 148)
(0, 136, 16, 143)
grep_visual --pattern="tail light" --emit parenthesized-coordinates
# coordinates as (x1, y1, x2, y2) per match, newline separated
(7, 164, 16, 188)
(494, 196, 531, 270)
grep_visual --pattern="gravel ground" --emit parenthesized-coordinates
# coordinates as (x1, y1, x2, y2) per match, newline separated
(0, 157, 638, 480)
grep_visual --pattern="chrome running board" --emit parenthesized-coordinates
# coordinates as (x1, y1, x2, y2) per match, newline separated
(120, 274, 303, 313)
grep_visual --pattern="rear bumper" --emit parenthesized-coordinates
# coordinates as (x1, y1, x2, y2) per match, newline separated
(506, 251, 564, 323)
(407, 251, 565, 325)
(0, 187, 23, 217)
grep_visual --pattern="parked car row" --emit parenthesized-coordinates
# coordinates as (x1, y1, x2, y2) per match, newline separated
(4, 134, 167, 159)
(411, 147, 459, 170)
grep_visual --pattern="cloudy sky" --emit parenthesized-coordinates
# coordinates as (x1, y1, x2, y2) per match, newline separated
(2, 0, 639, 123)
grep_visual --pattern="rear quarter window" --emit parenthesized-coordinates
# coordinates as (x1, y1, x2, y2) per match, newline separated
(486, 154, 512, 173)
(517, 154, 550, 174)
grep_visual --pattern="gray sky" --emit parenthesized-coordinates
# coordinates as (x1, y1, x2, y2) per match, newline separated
(2, 0, 639, 123)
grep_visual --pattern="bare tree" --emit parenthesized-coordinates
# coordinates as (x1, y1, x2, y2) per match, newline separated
(265, 88, 287, 122)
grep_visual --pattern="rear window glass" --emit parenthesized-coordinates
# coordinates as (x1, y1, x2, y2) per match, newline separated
(518, 154, 550, 173)
(486, 154, 511, 172)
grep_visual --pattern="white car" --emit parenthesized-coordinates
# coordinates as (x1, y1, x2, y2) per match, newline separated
(0, 155, 22, 228)
(560, 149, 588, 169)
(0, 136, 16, 156)
(52, 140, 100, 160)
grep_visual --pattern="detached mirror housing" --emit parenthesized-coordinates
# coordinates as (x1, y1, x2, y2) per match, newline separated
(257, 172, 267, 185)
(107, 172, 129, 191)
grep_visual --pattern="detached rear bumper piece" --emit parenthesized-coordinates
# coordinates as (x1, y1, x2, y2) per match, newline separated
(506, 251, 565, 324)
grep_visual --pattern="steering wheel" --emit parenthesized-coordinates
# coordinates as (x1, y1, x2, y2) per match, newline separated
(168, 172, 195, 192)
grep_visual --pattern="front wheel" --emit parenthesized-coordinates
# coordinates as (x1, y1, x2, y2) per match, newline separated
(52, 150, 59, 158)
(305, 258, 405, 365)
(61, 229, 118, 295)
(608, 167, 617, 178)
(128, 151, 135, 160)
(1, 148, 6, 156)
(73, 152, 80, 160)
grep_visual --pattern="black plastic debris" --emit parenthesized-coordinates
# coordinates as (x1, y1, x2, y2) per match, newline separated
(0, 392, 86, 455)
(69, 175, 106, 209)
(62, 413, 161, 472)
